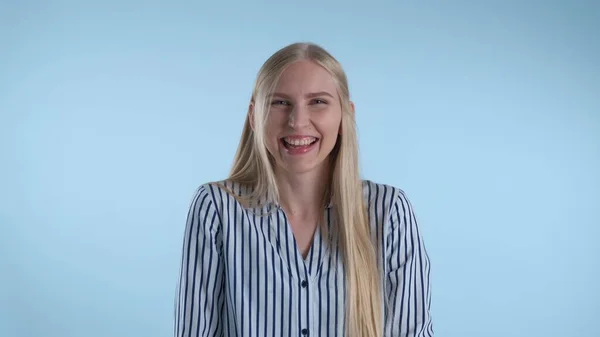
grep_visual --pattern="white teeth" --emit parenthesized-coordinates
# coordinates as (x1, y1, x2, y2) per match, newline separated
(283, 137, 317, 146)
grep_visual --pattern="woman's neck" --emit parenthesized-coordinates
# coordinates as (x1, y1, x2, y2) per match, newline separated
(275, 166, 330, 220)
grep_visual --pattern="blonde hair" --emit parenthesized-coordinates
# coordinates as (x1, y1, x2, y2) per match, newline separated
(223, 42, 382, 337)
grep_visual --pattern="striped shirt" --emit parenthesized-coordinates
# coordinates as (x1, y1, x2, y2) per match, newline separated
(174, 179, 433, 337)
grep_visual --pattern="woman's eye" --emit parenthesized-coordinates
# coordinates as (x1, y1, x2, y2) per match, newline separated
(312, 99, 327, 104)
(271, 100, 290, 106)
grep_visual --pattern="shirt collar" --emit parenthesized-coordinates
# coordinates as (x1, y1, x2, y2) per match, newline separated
(248, 198, 333, 212)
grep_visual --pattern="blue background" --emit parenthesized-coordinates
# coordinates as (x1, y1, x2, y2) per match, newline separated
(1, 1, 598, 336)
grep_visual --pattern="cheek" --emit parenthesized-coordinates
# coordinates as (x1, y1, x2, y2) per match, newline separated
(264, 129, 280, 151)
(320, 114, 342, 139)
(263, 115, 286, 149)
(265, 112, 288, 131)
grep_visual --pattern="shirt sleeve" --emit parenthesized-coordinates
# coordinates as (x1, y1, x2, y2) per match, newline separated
(174, 185, 224, 337)
(384, 190, 434, 337)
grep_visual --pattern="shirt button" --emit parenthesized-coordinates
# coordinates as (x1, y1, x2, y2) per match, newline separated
(301, 328, 308, 335)
(301, 280, 308, 288)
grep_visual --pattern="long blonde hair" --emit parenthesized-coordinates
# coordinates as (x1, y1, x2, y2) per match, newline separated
(224, 42, 382, 337)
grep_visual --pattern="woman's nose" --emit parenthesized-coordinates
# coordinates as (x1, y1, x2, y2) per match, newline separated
(287, 105, 310, 128)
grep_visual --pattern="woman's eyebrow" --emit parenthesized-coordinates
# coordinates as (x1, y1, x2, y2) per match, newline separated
(270, 91, 335, 99)
(269, 92, 292, 99)
(306, 91, 334, 99)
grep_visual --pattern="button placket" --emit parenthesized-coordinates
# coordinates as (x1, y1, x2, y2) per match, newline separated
(299, 268, 310, 337)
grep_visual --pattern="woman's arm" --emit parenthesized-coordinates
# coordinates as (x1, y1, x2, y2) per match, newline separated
(175, 185, 224, 337)
(385, 190, 434, 337)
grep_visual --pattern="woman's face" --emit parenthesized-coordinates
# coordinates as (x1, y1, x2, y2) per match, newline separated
(261, 60, 343, 176)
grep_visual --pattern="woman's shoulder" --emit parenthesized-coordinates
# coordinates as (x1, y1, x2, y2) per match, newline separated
(188, 179, 253, 210)
(360, 179, 420, 235)
(361, 179, 414, 212)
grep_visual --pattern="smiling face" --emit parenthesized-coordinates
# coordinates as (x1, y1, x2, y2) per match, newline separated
(261, 60, 343, 176)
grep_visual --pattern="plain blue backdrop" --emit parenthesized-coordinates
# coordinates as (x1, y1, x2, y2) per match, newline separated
(1, 1, 598, 336)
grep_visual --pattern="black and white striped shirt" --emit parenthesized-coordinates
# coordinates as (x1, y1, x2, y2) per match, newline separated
(175, 179, 433, 337)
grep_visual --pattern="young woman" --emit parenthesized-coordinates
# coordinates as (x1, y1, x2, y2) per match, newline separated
(175, 42, 433, 337)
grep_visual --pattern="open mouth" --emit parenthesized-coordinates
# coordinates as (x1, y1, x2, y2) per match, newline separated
(279, 136, 320, 155)
(280, 137, 319, 149)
